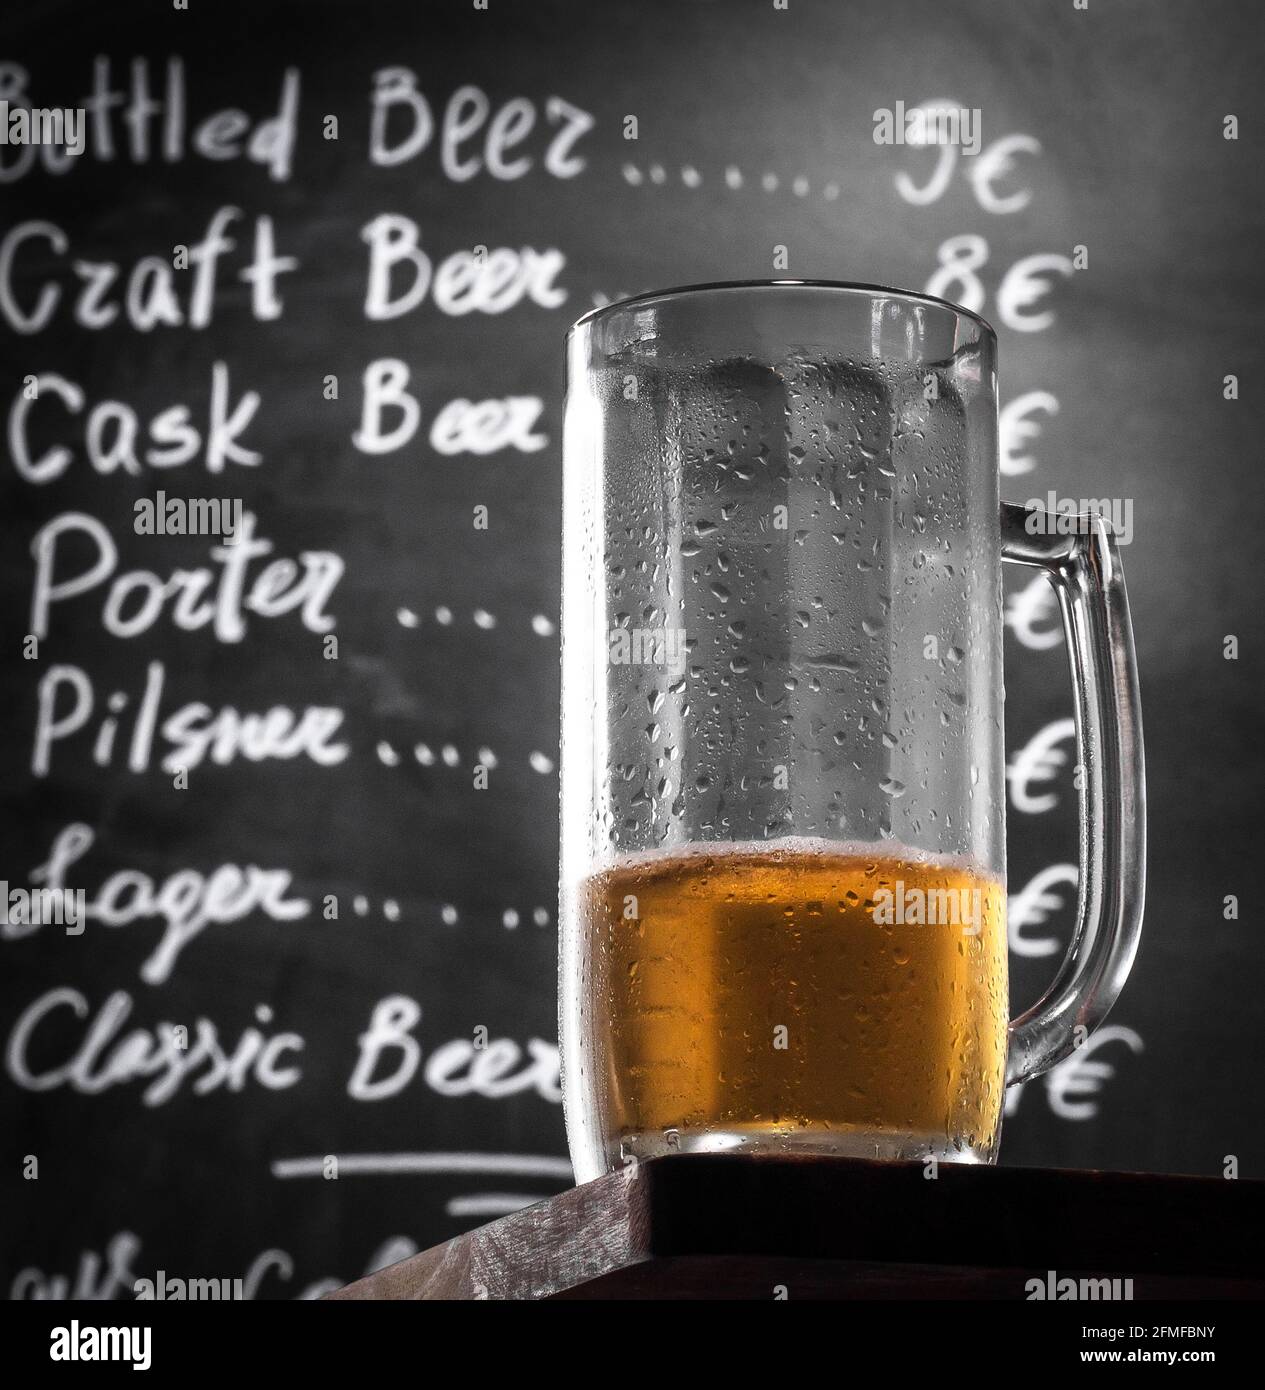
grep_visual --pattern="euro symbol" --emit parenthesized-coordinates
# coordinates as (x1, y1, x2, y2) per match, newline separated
(1008, 863, 1078, 958)
(1000, 389, 1059, 477)
(1005, 572, 1063, 651)
(1046, 1026, 1144, 1120)
(1007, 717, 1076, 813)
(966, 132, 1041, 215)
(998, 252, 1075, 333)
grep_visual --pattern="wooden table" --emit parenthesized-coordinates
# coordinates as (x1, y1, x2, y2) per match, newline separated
(326, 1154, 1264, 1299)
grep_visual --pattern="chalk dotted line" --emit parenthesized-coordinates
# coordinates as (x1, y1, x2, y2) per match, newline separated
(367, 618, 556, 930)
(383, 607, 557, 775)
(374, 742, 554, 776)
(342, 895, 553, 930)
(396, 607, 556, 637)
(622, 162, 840, 201)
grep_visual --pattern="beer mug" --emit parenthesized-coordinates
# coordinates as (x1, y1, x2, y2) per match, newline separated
(559, 281, 1144, 1182)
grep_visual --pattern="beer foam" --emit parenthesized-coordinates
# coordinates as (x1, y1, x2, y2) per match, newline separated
(581, 835, 1001, 885)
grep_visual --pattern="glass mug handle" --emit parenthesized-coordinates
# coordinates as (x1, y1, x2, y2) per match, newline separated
(1000, 501, 1146, 1085)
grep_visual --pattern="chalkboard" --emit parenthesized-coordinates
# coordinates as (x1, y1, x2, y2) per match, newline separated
(3, 0, 1263, 1299)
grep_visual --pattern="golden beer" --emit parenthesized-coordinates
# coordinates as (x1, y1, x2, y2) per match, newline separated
(575, 842, 1007, 1162)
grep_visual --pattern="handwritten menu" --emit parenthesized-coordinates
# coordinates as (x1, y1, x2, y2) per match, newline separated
(3, 0, 1262, 1296)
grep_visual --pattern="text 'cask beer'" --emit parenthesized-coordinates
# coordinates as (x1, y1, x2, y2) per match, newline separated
(575, 842, 1008, 1162)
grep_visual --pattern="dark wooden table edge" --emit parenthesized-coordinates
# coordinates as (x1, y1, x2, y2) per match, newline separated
(326, 1155, 1265, 1300)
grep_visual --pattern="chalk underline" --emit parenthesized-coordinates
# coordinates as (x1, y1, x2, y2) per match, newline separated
(271, 1152, 575, 1180)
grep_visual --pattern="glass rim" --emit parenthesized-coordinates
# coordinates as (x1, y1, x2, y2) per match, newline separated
(568, 278, 997, 343)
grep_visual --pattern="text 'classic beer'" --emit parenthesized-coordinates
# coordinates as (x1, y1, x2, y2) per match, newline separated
(574, 842, 1008, 1163)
